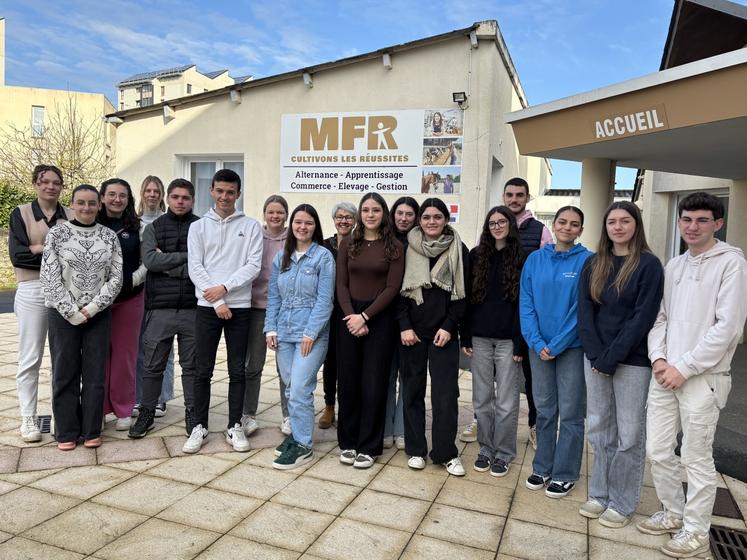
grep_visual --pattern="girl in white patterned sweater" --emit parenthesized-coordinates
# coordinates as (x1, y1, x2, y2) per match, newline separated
(41, 185, 123, 450)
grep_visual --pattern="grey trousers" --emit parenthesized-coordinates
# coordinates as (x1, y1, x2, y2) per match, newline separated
(243, 308, 288, 417)
(471, 337, 520, 463)
(141, 308, 196, 410)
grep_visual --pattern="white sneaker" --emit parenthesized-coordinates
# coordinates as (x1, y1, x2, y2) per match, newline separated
(115, 416, 132, 431)
(636, 510, 684, 536)
(661, 529, 710, 558)
(280, 416, 292, 435)
(183, 424, 208, 454)
(445, 457, 465, 476)
(241, 414, 259, 437)
(20, 416, 42, 443)
(407, 456, 426, 470)
(579, 498, 606, 519)
(353, 453, 375, 469)
(395, 436, 405, 450)
(340, 449, 356, 465)
(459, 419, 477, 443)
(383, 436, 394, 449)
(599, 508, 631, 528)
(226, 423, 251, 452)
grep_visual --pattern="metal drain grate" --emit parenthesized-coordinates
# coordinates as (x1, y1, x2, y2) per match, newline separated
(711, 525, 747, 560)
(36, 415, 51, 434)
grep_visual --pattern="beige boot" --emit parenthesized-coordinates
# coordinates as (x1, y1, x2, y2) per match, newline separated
(318, 405, 335, 429)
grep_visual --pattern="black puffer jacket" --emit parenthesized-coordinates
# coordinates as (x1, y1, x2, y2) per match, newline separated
(143, 210, 200, 310)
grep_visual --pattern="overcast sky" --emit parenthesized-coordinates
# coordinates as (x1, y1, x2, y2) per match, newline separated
(3, 0, 697, 187)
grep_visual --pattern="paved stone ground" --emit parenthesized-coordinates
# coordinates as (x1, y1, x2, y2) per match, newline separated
(0, 313, 744, 559)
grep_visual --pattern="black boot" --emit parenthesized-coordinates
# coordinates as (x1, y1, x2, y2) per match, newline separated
(128, 408, 156, 439)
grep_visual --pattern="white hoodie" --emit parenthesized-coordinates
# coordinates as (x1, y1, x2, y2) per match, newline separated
(188, 208, 263, 309)
(648, 240, 747, 378)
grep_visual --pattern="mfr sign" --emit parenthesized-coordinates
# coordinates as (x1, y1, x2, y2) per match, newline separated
(593, 105, 669, 139)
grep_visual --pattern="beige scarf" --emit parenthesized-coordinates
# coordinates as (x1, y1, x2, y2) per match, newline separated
(401, 226, 466, 305)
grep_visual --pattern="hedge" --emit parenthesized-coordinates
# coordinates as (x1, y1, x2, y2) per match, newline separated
(0, 181, 36, 229)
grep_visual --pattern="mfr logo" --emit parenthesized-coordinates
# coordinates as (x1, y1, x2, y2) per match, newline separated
(300, 115, 398, 151)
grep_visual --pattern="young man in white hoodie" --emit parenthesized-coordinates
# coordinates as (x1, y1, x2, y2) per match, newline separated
(638, 192, 747, 558)
(184, 169, 263, 454)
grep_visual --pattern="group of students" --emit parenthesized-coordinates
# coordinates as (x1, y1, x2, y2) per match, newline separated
(10, 167, 746, 559)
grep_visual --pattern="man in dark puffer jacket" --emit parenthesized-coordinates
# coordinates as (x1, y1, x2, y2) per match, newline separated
(129, 179, 200, 439)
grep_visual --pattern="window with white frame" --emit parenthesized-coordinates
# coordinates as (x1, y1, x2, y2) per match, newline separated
(184, 157, 245, 216)
(31, 106, 45, 136)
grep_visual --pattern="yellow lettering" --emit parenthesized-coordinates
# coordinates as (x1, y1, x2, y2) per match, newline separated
(341, 116, 366, 150)
(300, 117, 338, 151)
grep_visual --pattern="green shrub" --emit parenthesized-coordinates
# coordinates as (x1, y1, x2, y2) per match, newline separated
(0, 181, 35, 229)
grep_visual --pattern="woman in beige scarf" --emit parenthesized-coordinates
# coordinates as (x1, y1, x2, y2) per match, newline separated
(397, 198, 469, 476)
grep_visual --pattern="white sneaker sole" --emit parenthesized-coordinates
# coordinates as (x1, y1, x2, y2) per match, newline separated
(272, 452, 313, 470)
(340, 452, 356, 465)
(226, 433, 251, 452)
(598, 515, 631, 529)
(21, 432, 42, 443)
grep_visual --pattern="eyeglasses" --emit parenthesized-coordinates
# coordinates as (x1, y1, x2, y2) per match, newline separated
(334, 215, 354, 222)
(679, 217, 715, 226)
(488, 219, 509, 229)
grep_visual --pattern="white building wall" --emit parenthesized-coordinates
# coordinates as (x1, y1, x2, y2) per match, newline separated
(114, 28, 549, 242)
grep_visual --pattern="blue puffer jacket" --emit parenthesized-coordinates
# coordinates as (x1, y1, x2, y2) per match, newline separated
(264, 242, 335, 342)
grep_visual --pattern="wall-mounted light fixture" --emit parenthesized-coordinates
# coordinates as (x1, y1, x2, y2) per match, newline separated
(163, 105, 175, 122)
(469, 30, 478, 49)
(452, 91, 468, 109)
(103, 116, 124, 125)
(303, 72, 313, 88)
(383, 53, 392, 70)
(230, 90, 241, 104)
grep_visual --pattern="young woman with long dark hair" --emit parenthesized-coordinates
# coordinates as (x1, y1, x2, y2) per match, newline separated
(98, 178, 146, 431)
(520, 206, 592, 498)
(383, 196, 420, 450)
(265, 204, 335, 469)
(462, 206, 526, 477)
(398, 198, 469, 476)
(577, 201, 663, 527)
(336, 192, 404, 469)
(41, 184, 123, 450)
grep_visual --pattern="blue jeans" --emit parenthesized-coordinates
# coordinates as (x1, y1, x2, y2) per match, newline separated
(585, 358, 649, 516)
(276, 333, 329, 448)
(383, 348, 404, 439)
(530, 346, 585, 482)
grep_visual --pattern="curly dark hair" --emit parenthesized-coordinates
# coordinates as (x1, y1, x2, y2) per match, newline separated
(98, 178, 141, 233)
(348, 192, 400, 261)
(471, 206, 525, 304)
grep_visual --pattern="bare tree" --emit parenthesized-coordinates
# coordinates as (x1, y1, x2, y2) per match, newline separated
(0, 93, 115, 189)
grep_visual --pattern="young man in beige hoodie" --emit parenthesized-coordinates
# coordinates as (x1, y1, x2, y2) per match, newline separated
(638, 192, 747, 558)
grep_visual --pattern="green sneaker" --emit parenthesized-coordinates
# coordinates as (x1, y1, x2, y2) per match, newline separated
(274, 435, 293, 457)
(272, 440, 313, 470)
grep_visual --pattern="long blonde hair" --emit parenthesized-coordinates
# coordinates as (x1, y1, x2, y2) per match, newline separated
(589, 201, 651, 303)
(137, 175, 165, 215)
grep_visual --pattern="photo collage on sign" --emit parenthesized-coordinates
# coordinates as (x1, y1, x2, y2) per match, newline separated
(421, 109, 463, 195)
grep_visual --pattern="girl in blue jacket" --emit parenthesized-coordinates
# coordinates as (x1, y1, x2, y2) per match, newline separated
(520, 206, 592, 498)
(265, 204, 335, 469)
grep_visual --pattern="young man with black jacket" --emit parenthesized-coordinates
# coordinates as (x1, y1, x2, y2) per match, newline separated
(129, 179, 200, 439)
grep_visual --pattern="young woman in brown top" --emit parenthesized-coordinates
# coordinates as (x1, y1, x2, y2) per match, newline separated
(336, 192, 404, 469)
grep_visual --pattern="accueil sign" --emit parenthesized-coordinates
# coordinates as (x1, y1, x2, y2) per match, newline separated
(592, 104, 669, 140)
(280, 110, 462, 194)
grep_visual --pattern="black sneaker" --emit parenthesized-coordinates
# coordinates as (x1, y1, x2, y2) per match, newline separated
(473, 454, 491, 472)
(128, 408, 155, 438)
(526, 473, 551, 490)
(272, 440, 313, 470)
(275, 435, 293, 457)
(184, 408, 196, 437)
(490, 457, 509, 477)
(545, 480, 575, 498)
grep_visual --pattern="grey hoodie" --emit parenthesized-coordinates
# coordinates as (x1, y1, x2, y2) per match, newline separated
(648, 240, 747, 378)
